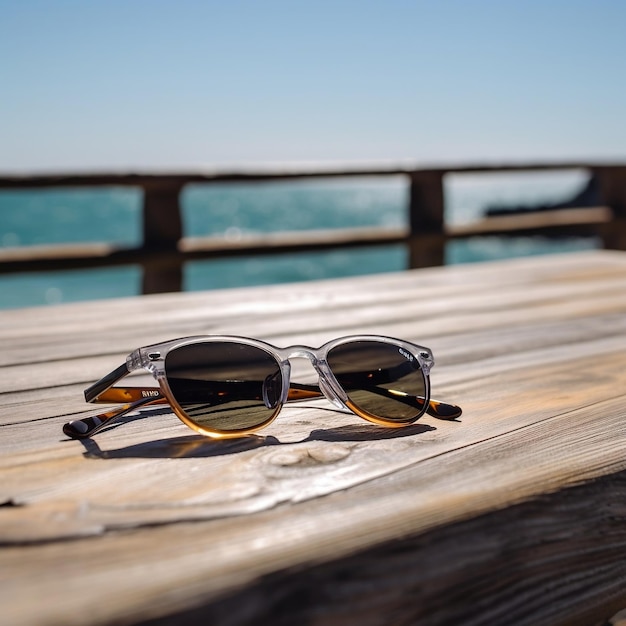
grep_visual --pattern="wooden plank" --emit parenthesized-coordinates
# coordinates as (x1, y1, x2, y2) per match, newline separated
(408, 170, 445, 267)
(595, 166, 626, 250)
(141, 182, 184, 294)
(0, 227, 407, 275)
(0, 160, 625, 189)
(449, 205, 612, 237)
(0, 209, 612, 277)
(2, 246, 623, 335)
(181, 225, 408, 256)
(2, 394, 626, 625)
(0, 250, 624, 365)
(1, 250, 626, 625)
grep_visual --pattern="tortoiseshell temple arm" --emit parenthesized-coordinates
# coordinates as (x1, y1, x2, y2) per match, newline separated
(62, 394, 164, 439)
(287, 384, 462, 420)
(425, 398, 463, 419)
(63, 361, 166, 439)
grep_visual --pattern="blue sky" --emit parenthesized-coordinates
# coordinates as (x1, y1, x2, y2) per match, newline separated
(2, 0, 625, 172)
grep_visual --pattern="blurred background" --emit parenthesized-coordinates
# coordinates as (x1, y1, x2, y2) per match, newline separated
(2, 0, 626, 308)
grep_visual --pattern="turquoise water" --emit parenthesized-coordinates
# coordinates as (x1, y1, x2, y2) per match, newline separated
(0, 171, 599, 309)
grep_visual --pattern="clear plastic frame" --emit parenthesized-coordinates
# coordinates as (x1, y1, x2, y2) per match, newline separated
(63, 335, 462, 440)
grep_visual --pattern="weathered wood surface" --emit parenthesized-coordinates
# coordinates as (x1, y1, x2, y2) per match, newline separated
(1, 250, 626, 626)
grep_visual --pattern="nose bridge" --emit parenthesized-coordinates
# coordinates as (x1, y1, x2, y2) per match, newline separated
(282, 345, 348, 411)
(284, 345, 319, 364)
(283, 344, 335, 388)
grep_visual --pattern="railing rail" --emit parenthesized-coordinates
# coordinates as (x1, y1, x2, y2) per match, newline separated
(1, 162, 625, 294)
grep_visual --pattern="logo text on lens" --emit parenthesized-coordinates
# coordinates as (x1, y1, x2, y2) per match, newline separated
(398, 348, 414, 362)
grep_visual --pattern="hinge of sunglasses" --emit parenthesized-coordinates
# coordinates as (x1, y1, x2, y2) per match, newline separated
(63, 390, 165, 439)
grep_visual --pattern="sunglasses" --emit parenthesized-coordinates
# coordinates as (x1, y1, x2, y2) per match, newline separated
(63, 335, 462, 440)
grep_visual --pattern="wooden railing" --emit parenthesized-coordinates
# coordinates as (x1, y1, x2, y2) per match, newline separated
(1, 162, 625, 294)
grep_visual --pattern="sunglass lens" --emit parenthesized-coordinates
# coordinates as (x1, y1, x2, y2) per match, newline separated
(165, 342, 283, 432)
(327, 340, 427, 422)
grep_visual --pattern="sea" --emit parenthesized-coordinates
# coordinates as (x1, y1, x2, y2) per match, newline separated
(0, 169, 600, 309)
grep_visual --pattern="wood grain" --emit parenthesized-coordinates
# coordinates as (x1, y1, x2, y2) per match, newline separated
(1, 250, 626, 626)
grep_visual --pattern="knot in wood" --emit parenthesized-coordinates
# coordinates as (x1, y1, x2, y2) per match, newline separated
(267, 444, 352, 467)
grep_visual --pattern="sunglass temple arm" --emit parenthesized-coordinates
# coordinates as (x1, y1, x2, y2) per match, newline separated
(63, 362, 166, 439)
(288, 383, 462, 419)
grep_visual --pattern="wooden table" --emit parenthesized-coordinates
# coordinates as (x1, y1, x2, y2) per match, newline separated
(2, 250, 626, 626)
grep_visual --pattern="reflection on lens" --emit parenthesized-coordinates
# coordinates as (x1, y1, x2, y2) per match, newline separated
(165, 341, 282, 432)
(327, 340, 427, 422)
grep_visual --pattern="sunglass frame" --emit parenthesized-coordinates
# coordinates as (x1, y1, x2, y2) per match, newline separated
(78, 334, 436, 439)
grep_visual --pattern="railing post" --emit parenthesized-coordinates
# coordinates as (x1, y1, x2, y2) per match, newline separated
(408, 171, 446, 268)
(141, 181, 184, 294)
(594, 166, 626, 251)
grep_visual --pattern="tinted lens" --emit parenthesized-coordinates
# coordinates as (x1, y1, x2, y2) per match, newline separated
(165, 341, 282, 432)
(327, 340, 427, 422)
